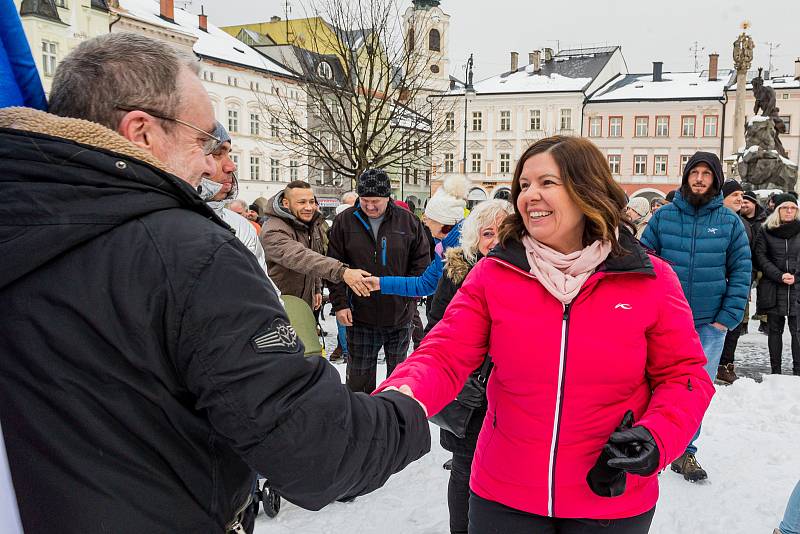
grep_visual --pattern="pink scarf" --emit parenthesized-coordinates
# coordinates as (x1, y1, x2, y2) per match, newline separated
(521, 234, 613, 304)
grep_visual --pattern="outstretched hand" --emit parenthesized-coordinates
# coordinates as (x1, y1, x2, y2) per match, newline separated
(343, 268, 372, 297)
(383, 385, 427, 416)
(364, 276, 381, 292)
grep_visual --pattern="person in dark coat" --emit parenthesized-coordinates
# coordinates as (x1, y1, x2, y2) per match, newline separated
(0, 34, 430, 533)
(754, 193, 800, 375)
(424, 200, 513, 534)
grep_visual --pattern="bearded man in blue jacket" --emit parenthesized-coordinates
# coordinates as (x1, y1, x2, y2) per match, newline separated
(640, 151, 751, 483)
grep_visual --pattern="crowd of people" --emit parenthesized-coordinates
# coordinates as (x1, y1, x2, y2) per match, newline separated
(1, 32, 798, 534)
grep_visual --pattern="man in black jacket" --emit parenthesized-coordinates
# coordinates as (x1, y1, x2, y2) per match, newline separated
(328, 169, 430, 393)
(0, 33, 429, 534)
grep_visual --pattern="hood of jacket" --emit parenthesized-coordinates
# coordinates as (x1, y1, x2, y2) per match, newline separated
(265, 190, 320, 230)
(443, 247, 473, 285)
(681, 151, 724, 192)
(0, 107, 223, 290)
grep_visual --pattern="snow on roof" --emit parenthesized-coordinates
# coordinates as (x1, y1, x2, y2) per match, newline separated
(742, 76, 800, 90)
(590, 70, 732, 102)
(116, 0, 293, 78)
(469, 71, 592, 94)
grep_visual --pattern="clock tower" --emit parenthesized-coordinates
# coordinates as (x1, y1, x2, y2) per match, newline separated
(402, 0, 450, 93)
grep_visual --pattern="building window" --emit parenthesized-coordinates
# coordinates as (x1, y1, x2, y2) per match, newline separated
(413, 169, 419, 185)
(780, 115, 792, 134)
(250, 81, 260, 91)
(290, 127, 299, 141)
(608, 155, 621, 175)
(249, 113, 259, 136)
(41, 41, 57, 77)
(560, 109, 572, 131)
(54, 0, 67, 6)
(250, 156, 260, 180)
(270, 159, 281, 181)
(404, 168, 412, 184)
(681, 116, 696, 137)
(499, 153, 511, 174)
(471, 153, 481, 173)
(500, 110, 511, 131)
(655, 116, 669, 137)
(444, 153, 454, 173)
(230, 154, 238, 166)
(703, 115, 718, 137)
(270, 116, 279, 137)
(227, 109, 239, 133)
(428, 29, 441, 52)
(634, 155, 647, 175)
(609, 116, 622, 137)
(654, 155, 668, 175)
(529, 109, 541, 130)
(317, 61, 333, 79)
(472, 111, 482, 132)
(227, 76, 239, 87)
(445, 112, 455, 132)
(425, 169, 431, 186)
(289, 160, 299, 180)
(635, 116, 649, 137)
(680, 155, 692, 175)
(589, 117, 602, 137)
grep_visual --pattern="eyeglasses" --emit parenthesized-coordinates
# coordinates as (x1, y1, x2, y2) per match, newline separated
(115, 104, 223, 156)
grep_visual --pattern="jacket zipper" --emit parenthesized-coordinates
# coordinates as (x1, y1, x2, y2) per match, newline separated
(547, 301, 571, 517)
(225, 493, 253, 534)
(381, 236, 387, 266)
(786, 239, 791, 316)
(687, 211, 698, 306)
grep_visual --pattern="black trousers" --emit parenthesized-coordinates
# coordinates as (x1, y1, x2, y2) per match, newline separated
(720, 321, 746, 366)
(767, 314, 800, 374)
(411, 303, 424, 350)
(468, 493, 655, 534)
(448, 451, 474, 534)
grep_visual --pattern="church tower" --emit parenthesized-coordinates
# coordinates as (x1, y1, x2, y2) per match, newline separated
(402, 0, 450, 93)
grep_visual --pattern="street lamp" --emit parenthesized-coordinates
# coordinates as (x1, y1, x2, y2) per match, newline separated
(462, 53, 475, 175)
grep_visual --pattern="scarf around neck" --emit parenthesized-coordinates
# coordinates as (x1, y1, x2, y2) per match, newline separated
(521, 234, 613, 305)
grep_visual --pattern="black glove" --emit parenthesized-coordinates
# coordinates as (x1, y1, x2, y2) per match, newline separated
(605, 425, 659, 476)
(586, 410, 634, 497)
(455, 374, 485, 409)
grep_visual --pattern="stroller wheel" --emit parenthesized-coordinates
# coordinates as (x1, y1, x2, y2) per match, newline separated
(262, 482, 281, 518)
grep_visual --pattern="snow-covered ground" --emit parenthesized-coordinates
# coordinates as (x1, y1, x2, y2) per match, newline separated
(255, 306, 800, 534)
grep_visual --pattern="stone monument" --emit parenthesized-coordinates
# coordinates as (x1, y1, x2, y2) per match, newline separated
(732, 25, 754, 154)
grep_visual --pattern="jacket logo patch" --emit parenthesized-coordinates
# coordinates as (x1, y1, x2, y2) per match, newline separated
(250, 318, 300, 354)
(707, 227, 719, 234)
(614, 303, 632, 310)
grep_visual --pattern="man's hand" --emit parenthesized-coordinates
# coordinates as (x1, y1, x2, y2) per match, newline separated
(364, 276, 381, 292)
(343, 268, 372, 297)
(336, 308, 353, 326)
(783, 273, 795, 285)
(313, 293, 322, 310)
(711, 322, 727, 332)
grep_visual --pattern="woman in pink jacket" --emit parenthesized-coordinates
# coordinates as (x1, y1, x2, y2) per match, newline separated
(378, 136, 715, 533)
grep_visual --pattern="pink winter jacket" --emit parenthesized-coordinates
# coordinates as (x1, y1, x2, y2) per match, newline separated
(377, 236, 715, 520)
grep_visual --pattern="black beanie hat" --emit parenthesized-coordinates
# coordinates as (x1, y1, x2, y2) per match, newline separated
(772, 193, 798, 210)
(742, 191, 760, 205)
(721, 179, 743, 198)
(357, 168, 392, 198)
(665, 190, 677, 202)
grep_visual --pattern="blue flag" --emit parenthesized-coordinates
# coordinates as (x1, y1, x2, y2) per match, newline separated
(0, 0, 47, 110)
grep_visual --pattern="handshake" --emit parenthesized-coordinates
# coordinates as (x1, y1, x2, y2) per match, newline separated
(342, 269, 382, 297)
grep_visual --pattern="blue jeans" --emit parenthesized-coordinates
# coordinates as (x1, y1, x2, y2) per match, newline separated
(685, 323, 726, 455)
(336, 319, 348, 355)
(780, 481, 800, 534)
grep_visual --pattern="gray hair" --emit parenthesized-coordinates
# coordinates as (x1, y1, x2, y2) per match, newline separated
(460, 199, 514, 264)
(226, 199, 248, 212)
(341, 191, 358, 204)
(49, 32, 198, 131)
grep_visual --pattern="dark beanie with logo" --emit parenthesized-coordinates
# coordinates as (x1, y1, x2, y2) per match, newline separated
(721, 179, 743, 198)
(357, 168, 392, 197)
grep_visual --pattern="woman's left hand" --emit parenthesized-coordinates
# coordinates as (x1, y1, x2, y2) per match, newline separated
(605, 426, 660, 476)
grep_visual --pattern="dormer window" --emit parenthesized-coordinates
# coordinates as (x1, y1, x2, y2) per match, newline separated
(317, 61, 333, 80)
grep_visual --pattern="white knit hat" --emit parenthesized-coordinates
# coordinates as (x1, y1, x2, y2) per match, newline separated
(626, 197, 650, 218)
(425, 175, 469, 225)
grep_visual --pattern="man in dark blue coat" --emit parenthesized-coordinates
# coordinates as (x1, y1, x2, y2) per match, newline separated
(640, 152, 751, 483)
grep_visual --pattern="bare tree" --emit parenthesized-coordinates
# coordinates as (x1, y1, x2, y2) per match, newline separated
(255, 0, 455, 189)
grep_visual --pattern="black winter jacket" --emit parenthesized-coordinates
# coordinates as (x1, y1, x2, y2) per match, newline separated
(327, 202, 430, 327)
(754, 220, 800, 317)
(0, 108, 429, 533)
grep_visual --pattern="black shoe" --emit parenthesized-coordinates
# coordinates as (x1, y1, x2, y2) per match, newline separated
(670, 452, 707, 482)
(442, 459, 453, 470)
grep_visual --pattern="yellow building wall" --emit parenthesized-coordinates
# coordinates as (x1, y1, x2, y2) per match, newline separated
(222, 17, 340, 57)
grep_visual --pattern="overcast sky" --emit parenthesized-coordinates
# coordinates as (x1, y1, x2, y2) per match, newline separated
(189, 0, 800, 81)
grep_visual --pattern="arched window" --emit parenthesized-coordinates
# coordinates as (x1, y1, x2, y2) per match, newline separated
(428, 29, 440, 52)
(317, 61, 332, 80)
(407, 28, 415, 52)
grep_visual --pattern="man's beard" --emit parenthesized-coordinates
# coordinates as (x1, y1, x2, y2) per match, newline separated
(681, 183, 717, 207)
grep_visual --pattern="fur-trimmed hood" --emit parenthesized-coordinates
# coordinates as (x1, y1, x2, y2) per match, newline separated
(443, 247, 473, 285)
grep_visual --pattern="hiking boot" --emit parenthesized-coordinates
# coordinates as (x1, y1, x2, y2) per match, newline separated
(671, 452, 707, 482)
(442, 459, 453, 470)
(773, 529, 783, 534)
(329, 346, 344, 362)
(716, 363, 738, 384)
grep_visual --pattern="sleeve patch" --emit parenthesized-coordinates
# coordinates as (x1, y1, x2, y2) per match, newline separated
(250, 318, 301, 354)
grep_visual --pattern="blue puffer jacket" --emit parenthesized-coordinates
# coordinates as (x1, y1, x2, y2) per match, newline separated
(640, 190, 751, 329)
(379, 221, 463, 297)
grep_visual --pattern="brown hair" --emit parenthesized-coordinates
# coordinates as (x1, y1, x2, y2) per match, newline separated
(285, 180, 312, 191)
(498, 136, 634, 256)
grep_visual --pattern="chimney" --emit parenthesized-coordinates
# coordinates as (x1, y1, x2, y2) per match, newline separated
(544, 48, 553, 62)
(530, 50, 541, 72)
(652, 61, 663, 82)
(198, 6, 208, 32)
(510, 51, 519, 72)
(708, 53, 718, 81)
(159, 0, 174, 22)
(270, 15, 281, 22)
(795, 58, 800, 80)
